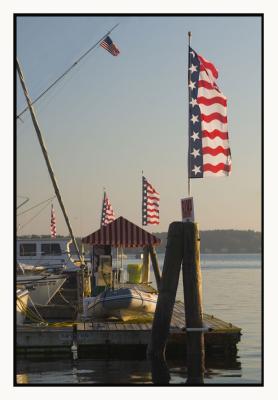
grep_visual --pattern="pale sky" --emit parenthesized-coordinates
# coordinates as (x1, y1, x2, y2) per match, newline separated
(16, 15, 262, 236)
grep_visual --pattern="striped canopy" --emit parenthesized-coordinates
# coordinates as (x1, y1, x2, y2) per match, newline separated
(82, 216, 161, 248)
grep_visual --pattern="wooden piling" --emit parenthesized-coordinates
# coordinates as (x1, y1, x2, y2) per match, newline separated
(147, 222, 184, 358)
(149, 245, 161, 288)
(182, 222, 205, 383)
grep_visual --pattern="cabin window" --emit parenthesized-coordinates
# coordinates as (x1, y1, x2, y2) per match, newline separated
(19, 243, 36, 256)
(41, 243, 62, 256)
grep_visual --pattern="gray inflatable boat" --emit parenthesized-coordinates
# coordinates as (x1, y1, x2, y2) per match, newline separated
(87, 287, 157, 321)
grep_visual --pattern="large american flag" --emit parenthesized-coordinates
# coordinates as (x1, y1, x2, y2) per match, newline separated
(100, 36, 120, 56)
(188, 47, 232, 178)
(50, 204, 57, 238)
(142, 176, 160, 226)
(101, 192, 116, 226)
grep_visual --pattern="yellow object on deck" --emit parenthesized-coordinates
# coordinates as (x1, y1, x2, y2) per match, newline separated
(127, 264, 143, 284)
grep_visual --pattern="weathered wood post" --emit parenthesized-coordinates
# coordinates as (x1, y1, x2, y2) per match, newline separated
(150, 356, 170, 384)
(149, 245, 161, 289)
(182, 222, 205, 384)
(147, 222, 184, 358)
(142, 246, 150, 283)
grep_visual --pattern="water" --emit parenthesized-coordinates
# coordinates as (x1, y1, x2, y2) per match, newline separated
(16, 253, 262, 385)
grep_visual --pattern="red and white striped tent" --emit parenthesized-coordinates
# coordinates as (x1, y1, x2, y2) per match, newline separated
(82, 216, 161, 248)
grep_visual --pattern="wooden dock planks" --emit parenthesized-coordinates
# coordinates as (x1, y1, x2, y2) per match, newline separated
(17, 297, 241, 357)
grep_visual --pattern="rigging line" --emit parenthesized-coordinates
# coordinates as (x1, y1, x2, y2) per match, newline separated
(17, 195, 56, 216)
(16, 23, 119, 121)
(17, 199, 53, 231)
(19, 57, 87, 122)
(17, 196, 29, 210)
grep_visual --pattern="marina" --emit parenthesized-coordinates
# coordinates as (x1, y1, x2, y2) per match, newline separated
(17, 296, 241, 358)
(15, 15, 262, 385)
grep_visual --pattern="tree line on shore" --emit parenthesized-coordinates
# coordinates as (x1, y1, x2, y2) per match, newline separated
(18, 229, 261, 254)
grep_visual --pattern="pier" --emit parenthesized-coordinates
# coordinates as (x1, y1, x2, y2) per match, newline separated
(17, 292, 241, 358)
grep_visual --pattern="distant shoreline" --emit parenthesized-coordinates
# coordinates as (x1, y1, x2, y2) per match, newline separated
(17, 229, 262, 254)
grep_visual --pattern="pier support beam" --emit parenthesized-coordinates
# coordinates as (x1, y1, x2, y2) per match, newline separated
(147, 222, 184, 358)
(148, 221, 205, 384)
(149, 245, 161, 289)
(182, 223, 204, 384)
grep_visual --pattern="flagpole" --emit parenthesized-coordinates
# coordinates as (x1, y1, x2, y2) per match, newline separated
(17, 23, 119, 120)
(187, 31, 192, 197)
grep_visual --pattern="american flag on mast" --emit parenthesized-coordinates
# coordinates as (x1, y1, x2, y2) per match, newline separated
(188, 46, 232, 178)
(101, 192, 116, 226)
(50, 204, 57, 238)
(100, 36, 120, 56)
(142, 176, 160, 226)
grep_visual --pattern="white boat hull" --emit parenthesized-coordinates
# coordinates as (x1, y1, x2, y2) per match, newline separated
(87, 287, 157, 321)
(17, 275, 67, 305)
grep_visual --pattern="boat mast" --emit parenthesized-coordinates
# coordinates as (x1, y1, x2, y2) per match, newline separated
(16, 59, 83, 266)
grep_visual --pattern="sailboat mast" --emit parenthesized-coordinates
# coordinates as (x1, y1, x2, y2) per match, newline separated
(16, 58, 83, 266)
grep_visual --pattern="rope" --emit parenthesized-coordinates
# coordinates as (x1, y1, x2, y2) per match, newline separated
(17, 199, 53, 232)
(17, 294, 78, 328)
(17, 195, 56, 216)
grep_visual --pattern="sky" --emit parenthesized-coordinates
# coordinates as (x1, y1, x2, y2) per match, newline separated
(16, 15, 262, 236)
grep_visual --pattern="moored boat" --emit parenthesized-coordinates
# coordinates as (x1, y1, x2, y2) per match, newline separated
(17, 238, 80, 272)
(17, 274, 67, 306)
(87, 287, 157, 321)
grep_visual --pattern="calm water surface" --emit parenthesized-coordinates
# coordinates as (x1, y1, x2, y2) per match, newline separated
(16, 253, 262, 385)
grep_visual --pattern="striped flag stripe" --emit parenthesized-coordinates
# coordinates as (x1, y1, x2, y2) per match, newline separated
(197, 96, 227, 107)
(201, 120, 228, 132)
(198, 103, 227, 115)
(202, 146, 231, 156)
(202, 137, 230, 149)
(198, 55, 219, 78)
(203, 163, 232, 173)
(201, 113, 228, 123)
(202, 130, 229, 140)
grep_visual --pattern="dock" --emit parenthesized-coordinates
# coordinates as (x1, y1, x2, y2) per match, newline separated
(17, 293, 241, 358)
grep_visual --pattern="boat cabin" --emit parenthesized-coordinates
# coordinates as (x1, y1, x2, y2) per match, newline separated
(17, 238, 78, 271)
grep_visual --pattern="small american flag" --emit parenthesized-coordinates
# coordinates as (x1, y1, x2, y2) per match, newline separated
(142, 176, 160, 226)
(50, 204, 57, 238)
(188, 47, 232, 178)
(100, 36, 120, 56)
(101, 192, 116, 226)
